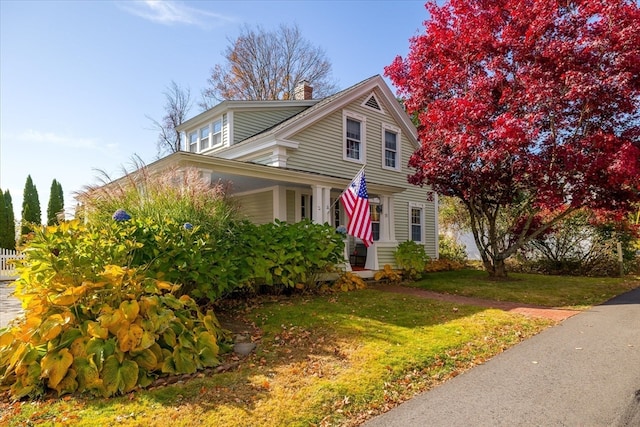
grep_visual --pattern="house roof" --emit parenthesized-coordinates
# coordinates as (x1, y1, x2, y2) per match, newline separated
(176, 99, 319, 133)
(213, 75, 419, 157)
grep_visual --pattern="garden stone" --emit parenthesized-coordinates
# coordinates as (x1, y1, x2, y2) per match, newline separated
(233, 342, 256, 357)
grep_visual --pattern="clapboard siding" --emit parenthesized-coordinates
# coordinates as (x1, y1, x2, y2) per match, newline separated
(233, 108, 308, 144)
(377, 246, 396, 267)
(285, 91, 437, 258)
(234, 190, 273, 224)
(287, 92, 412, 187)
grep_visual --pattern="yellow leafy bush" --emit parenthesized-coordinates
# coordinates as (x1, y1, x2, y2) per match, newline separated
(374, 264, 403, 285)
(0, 221, 224, 400)
(328, 271, 367, 292)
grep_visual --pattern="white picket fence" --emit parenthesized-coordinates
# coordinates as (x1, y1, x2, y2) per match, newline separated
(0, 248, 24, 281)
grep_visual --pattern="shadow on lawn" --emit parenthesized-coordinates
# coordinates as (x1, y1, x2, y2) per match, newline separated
(78, 289, 489, 418)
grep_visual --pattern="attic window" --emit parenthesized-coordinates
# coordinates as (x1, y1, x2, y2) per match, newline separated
(363, 94, 383, 112)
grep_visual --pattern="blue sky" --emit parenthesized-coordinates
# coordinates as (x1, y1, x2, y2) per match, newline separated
(0, 0, 427, 223)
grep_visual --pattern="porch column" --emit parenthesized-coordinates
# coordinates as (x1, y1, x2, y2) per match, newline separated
(272, 186, 287, 222)
(311, 185, 332, 224)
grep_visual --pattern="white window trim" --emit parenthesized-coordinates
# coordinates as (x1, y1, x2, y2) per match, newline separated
(211, 117, 223, 148)
(200, 124, 211, 151)
(381, 123, 401, 172)
(343, 110, 366, 164)
(186, 115, 225, 153)
(409, 202, 426, 243)
(188, 131, 198, 152)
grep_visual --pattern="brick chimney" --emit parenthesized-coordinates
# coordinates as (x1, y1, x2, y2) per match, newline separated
(294, 80, 313, 100)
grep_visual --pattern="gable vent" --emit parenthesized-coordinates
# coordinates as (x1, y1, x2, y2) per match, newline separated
(364, 95, 381, 111)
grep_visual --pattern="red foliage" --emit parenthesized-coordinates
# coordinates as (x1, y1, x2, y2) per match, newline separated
(386, 0, 640, 216)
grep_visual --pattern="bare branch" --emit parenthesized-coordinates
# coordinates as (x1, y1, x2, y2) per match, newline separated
(147, 81, 193, 157)
(201, 23, 337, 107)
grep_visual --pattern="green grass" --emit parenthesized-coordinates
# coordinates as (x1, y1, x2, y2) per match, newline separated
(409, 269, 640, 308)
(1, 290, 554, 427)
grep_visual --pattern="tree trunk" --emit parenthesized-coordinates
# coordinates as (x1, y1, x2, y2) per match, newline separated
(483, 257, 508, 279)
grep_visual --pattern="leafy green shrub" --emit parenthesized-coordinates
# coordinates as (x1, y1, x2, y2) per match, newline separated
(394, 241, 430, 281)
(438, 234, 467, 263)
(247, 220, 345, 292)
(81, 166, 345, 299)
(1, 222, 223, 400)
(118, 216, 255, 301)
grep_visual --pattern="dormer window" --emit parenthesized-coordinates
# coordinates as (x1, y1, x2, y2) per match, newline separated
(188, 132, 198, 152)
(200, 126, 210, 151)
(212, 118, 222, 147)
(186, 116, 224, 153)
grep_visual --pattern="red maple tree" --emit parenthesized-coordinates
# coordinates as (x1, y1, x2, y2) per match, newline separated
(386, 0, 640, 277)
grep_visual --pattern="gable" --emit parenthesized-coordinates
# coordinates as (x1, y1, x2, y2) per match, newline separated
(284, 89, 417, 189)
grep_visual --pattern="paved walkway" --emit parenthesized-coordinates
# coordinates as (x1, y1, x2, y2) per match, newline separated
(0, 280, 22, 329)
(364, 286, 640, 426)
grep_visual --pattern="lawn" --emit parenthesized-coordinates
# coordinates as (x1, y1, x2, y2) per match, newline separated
(409, 269, 640, 308)
(2, 271, 638, 426)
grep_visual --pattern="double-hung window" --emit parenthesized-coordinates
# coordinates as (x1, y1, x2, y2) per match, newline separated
(212, 119, 222, 146)
(200, 126, 210, 151)
(409, 202, 425, 243)
(382, 124, 400, 171)
(344, 111, 365, 163)
(188, 132, 198, 152)
(346, 119, 361, 160)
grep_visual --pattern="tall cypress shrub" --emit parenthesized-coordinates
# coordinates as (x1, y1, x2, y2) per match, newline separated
(21, 175, 41, 235)
(47, 179, 64, 225)
(3, 190, 16, 250)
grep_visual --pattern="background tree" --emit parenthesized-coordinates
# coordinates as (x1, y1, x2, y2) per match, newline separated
(386, 0, 640, 278)
(0, 190, 7, 249)
(201, 23, 337, 106)
(46, 179, 64, 225)
(147, 81, 193, 156)
(21, 175, 41, 235)
(1, 190, 16, 250)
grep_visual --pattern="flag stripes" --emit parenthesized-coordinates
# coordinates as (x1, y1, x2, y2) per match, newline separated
(340, 168, 373, 247)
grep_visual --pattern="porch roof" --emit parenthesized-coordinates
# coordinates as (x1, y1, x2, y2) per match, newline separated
(150, 152, 408, 195)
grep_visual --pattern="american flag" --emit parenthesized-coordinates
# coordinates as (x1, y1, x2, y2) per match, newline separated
(340, 168, 373, 247)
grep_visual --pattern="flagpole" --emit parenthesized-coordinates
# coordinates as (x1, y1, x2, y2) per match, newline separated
(327, 164, 366, 214)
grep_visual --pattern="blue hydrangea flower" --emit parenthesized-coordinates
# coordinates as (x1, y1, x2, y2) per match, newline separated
(112, 209, 131, 222)
(183, 222, 193, 230)
(336, 225, 347, 235)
